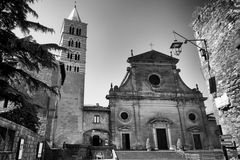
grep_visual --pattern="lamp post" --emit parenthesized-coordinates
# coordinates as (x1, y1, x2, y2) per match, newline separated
(169, 31, 217, 94)
(170, 31, 209, 61)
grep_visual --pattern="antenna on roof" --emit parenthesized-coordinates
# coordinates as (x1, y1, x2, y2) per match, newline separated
(131, 49, 134, 56)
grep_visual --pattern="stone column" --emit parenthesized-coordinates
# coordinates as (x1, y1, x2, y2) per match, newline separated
(152, 128, 158, 150)
(167, 126, 173, 150)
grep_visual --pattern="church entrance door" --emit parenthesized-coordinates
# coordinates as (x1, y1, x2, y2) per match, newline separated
(93, 135, 100, 146)
(156, 128, 168, 150)
(193, 134, 202, 149)
(122, 133, 130, 150)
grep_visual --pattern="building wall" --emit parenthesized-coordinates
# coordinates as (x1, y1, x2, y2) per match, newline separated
(83, 110, 110, 132)
(83, 108, 110, 145)
(192, 0, 240, 145)
(0, 117, 43, 160)
(0, 63, 62, 145)
(109, 95, 215, 150)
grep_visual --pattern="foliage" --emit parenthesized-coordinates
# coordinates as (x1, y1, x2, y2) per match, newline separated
(0, 102, 40, 132)
(0, 0, 66, 132)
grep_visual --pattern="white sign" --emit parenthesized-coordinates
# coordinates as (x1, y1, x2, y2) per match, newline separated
(221, 141, 233, 146)
(37, 142, 43, 158)
(18, 138, 24, 160)
(220, 134, 232, 140)
(215, 93, 230, 109)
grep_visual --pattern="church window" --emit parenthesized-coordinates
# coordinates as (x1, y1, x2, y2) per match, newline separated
(67, 52, 70, 59)
(70, 54, 73, 59)
(189, 113, 197, 121)
(66, 65, 69, 71)
(120, 112, 128, 120)
(68, 41, 71, 46)
(69, 25, 74, 34)
(71, 40, 74, 47)
(79, 29, 82, 35)
(78, 55, 80, 60)
(75, 54, 77, 60)
(74, 66, 76, 72)
(78, 42, 81, 48)
(75, 41, 78, 48)
(77, 67, 79, 72)
(76, 28, 79, 35)
(71, 27, 75, 34)
(93, 115, 100, 123)
(149, 74, 160, 86)
(69, 66, 72, 71)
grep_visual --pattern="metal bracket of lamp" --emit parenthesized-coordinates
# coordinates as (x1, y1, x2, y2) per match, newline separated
(170, 31, 209, 61)
(170, 31, 217, 94)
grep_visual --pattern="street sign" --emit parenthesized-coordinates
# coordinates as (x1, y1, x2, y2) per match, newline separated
(220, 134, 232, 140)
(221, 141, 233, 146)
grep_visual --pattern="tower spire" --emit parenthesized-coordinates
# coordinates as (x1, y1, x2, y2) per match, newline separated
(67, 1, 81, 22)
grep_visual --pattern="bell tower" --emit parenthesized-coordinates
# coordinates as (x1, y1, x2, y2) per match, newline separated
(55, 4, 87, 146)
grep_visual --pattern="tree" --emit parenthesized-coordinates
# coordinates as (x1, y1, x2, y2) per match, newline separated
(0, 0, 66, 132)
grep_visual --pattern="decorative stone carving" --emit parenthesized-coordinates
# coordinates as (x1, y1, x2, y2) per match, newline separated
(118, 125, 131, 131)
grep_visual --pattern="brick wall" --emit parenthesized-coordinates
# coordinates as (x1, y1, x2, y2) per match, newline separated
(192, 0, 240, 145)
(0, 117, 44, 160)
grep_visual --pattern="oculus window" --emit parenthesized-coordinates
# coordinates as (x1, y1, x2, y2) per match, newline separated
(189, 113, 197, 121)
(120, 112, 129, 120)
(149, 74, 160, 85)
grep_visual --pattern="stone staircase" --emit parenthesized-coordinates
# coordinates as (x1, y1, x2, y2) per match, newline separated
(116, 150, 185, 160)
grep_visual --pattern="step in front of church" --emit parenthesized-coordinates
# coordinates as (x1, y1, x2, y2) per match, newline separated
(116, 150, 224, 160)
(116, 150, 185, 160)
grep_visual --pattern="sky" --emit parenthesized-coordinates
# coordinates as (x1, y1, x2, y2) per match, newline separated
(20, 0, 212, 112)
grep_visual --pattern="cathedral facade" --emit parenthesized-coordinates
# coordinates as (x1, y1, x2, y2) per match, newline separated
(106, 50, 221, 150)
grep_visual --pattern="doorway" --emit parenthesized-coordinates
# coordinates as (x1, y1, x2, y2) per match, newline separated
(193, 134, 202, 149)
(93, 135, 100, 146)
(122, 133, 130, 150)
(156, 128, 168, 150)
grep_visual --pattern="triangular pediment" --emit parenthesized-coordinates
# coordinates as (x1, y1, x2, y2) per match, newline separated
(127, 50, 179, 64)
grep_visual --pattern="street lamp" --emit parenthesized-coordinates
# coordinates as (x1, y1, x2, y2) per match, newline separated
(170, 39, 183, 56)
(170, 31, 216, 94)
(170, 31, 209, 61)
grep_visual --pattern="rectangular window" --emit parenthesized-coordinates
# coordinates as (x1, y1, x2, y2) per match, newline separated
(93, 115, 100, 123)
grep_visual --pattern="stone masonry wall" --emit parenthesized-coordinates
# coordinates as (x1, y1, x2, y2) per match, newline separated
(192, 0, 240, 145)
(0, 117, 43, 160)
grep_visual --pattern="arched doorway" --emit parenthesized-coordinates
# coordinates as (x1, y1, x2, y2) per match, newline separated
(83, 129, 110, 146)
(93, 135, 100, 146)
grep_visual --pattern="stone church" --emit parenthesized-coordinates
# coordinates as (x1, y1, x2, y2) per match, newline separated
(53, 5, 222, 152)
(106, 50, 221, 150)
